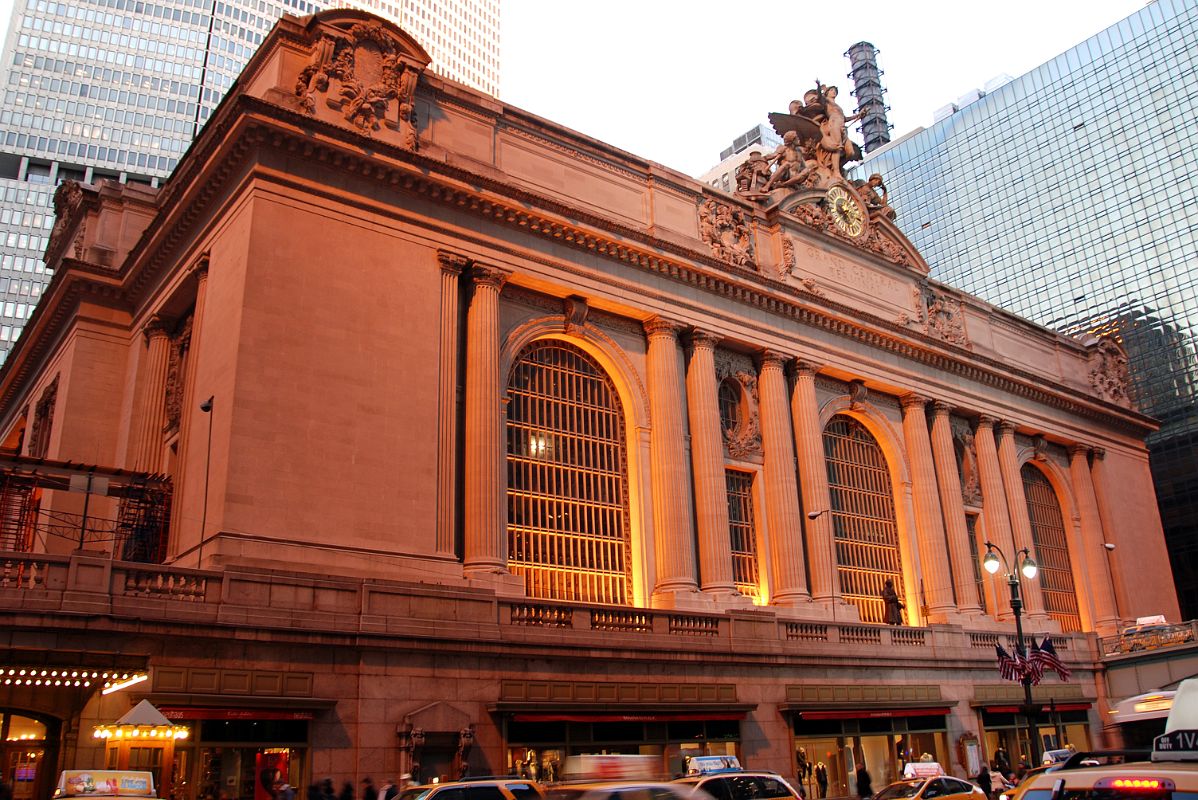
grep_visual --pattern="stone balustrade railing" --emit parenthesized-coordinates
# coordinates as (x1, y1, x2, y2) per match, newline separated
(0, 551, 1103, 663)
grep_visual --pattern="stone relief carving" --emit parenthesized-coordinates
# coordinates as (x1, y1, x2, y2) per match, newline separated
(295, 21, 426, 146)
(898, 282, 970, 348)
(1088, 337, 1132, 407)
(698, 199, 755, 268)
(28, 374, 59, 459)
(783, 195, 916, 269)
(163, 314, 194, 431)
(563, 295, 588, 336)
(779, 236, 795, 278)
(951, 424, 983, 506)
(848, 379, 869, 410)
(853, 173, 896, 221)
(1032, 434, 1049, 462)
(714, 351, 762, 460)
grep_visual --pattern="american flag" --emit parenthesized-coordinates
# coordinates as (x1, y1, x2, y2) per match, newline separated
(1035, 637, 1072, 681)
(1024, 642, 1045, 685)
(996, 644, 1023, 682)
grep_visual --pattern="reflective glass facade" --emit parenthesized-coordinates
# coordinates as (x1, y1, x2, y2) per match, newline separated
(0, 0, 499, 363)
(858, 0, 1198, 619)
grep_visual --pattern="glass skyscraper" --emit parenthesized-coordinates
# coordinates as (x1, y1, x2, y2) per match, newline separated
(0, 0, 499, 362)
(860, 0, 1198, 618)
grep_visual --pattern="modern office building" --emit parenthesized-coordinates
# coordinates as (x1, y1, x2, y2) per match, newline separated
(0, 8, 1182, 797)
(858, 0, 1198, 620)
(699, 123, 782, 195)
(0, 0, 500, 364)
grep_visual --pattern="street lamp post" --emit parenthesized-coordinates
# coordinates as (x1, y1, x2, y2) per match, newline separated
(982, 541, 1041, 767)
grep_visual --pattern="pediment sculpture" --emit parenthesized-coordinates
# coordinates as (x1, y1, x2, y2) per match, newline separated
(1088, 337, 1133, 407)
(295, 15, 430, 147)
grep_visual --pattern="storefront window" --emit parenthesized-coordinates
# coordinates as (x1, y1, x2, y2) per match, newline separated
(979, 711, 1090, 773)
(2, 714, 48, 800)
(793, 716, 949, 797)
(178, 719, 309, 800)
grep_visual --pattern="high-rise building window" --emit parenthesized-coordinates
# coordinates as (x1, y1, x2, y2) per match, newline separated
(506, 339, 631, 605)
(1021, 464, 1081, 632)
(823, 415, 903, 624)
(725, 469, 758, 600)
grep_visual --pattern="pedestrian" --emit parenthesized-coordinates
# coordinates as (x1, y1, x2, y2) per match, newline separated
(307, 783, 322, 800)
(321, 779, 336, 800)
(815, 763, 828, 799)
(856, 763, 873, 800)
(362, 778, 378, 800)
(339, 782, 355, 800)
(975, 766, 992, 800)
(383, 782, 399, 800)
(0, 778, 13, 800)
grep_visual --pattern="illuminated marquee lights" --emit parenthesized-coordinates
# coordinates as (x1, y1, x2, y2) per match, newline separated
(93, 724, 189, 740)
(0, 668, 142, 690)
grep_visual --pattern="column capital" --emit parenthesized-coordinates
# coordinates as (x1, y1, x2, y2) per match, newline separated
(687, 329, 721, 350)
(189, 254, 209, 281)
(757, 349, 789, 371)
(1092, 447, 1106, 460)
(437, 249, 472, 274)
(643, 315, 685, 339)
(792, 359, 822, 379)
(1067, 443, 1092, 460)
(471, 263, 511, 288)
(141, 313, 170, 343)
(930, 399, 954, 417)
(900, 393, 928, 411)
(997, 420, 1018, 436)
(976, 414, 999, 429)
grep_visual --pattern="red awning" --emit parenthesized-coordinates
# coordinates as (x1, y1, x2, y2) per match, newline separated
(983, 703, 1091, 714)
(512, 712, 746, 723)
(799, 707, 951, 721)
(157, 707, 315, 720)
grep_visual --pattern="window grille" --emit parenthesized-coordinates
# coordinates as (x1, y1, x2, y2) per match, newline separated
(966, 513, 989, 614)
(1021, 464, 1081, 631)
(823, 415, 904, 624)
(506, 339, 632, 605)
(724, 469, 759, 599)
(718, 379, 741, 434)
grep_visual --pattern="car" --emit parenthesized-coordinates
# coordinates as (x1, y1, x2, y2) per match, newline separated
(997, 752, 1149, 800)
(398, 779, 547, 800)
(1015, 755, 1198, 800)
(672, 770, 804, 800)
(546, 781, 715, 800)
(872, 776, 986, 800)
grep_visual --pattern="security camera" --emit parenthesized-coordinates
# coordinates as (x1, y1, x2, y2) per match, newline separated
(1103, 542, 1116, 551)
(199, 396, 214, 413)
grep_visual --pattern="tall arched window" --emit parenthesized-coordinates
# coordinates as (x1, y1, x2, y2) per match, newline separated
(823, 416, 904, 624)
(1021, 464, 1081, 632)
(506, 339, 632, 605)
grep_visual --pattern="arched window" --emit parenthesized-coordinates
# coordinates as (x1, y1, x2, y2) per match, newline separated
(506, 339, 632, 605)
(1021, 464, 1081, 632)
(823, 416, 904, 624)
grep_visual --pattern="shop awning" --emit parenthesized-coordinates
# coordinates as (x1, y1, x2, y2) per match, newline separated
(147, 694, 338, 720)
(794, 707, 952, 721)
(979, 703, 1091, 714)
(491, 702, 756, 723)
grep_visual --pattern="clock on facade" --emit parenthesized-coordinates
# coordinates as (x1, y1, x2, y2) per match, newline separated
(824, 185, 866, 238)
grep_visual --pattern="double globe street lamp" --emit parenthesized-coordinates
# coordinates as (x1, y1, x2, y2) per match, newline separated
(982, 541, 1042, 767)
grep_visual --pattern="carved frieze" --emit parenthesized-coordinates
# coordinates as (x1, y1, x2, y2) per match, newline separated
(28, 375, 59, 459)
(898, 282, 970, 348)
(714, 350, 762, 460)
(1088, 338, 1132, 407)
(698, 199, 755, 269)
(295, 19, 427, 146)
(779, 236, 795, 278)
(164, 314, 194, 432)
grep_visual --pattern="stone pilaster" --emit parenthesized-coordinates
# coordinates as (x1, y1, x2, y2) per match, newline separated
(759, 351, 809, 605)
(435, 251, 469, 557)
(644, 316, 699, 598)
(132, 315, 171, 473)
(684, 330, 736, 595)
(929, 401, 983, 615)
(974, 415, 1015, 618)
(170, 260, 209, 563)
(1068, 444, 1119, 633)
(901, 394, 955, 619)
(1088, 448, 1126, 625)
(463, 263, 510, 575)
(996, 421, 1047, 619)
(789, 360, 837, 604)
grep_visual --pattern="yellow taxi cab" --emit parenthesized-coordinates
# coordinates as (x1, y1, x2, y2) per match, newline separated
(872, 775, 985, 800)
(1017, 678, 1198, 800)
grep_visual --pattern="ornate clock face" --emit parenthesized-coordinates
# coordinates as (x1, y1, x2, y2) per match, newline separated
(825, 185, 866, 237)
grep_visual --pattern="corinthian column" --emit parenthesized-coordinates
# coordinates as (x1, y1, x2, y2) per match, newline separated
(789, 360, 837, 603)
(133, 315, 171, 472)
(996, 421, 1047, 619)
(974, 415, 1015, 618)
(759, 351, 809, 605)
(685, 330, 736, 595)
(1068, 444, 1119, 633)
(463, 263, 510, 575)
(929, 402, 983, 615)
(901, 394, 955, 618)
(644, 316, 699, 596)
(435, 251, 468, 557)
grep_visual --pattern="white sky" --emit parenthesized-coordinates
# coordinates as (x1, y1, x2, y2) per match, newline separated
(0, 0, 1147, 179)
(499, 0, 1147, 177)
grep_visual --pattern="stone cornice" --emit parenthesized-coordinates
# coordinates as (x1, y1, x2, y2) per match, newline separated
(5, 93, 1158, 440)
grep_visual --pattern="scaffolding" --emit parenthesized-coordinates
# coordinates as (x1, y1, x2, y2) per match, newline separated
(0, 455, 172, 563)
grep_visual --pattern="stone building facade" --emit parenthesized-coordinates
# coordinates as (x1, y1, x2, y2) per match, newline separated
(0, 10, 1179, 800)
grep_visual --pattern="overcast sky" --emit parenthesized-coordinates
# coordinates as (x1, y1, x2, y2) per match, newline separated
(500, 0, 1147, 177)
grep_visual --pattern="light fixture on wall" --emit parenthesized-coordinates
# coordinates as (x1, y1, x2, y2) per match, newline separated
(197, 396, 214, 567)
